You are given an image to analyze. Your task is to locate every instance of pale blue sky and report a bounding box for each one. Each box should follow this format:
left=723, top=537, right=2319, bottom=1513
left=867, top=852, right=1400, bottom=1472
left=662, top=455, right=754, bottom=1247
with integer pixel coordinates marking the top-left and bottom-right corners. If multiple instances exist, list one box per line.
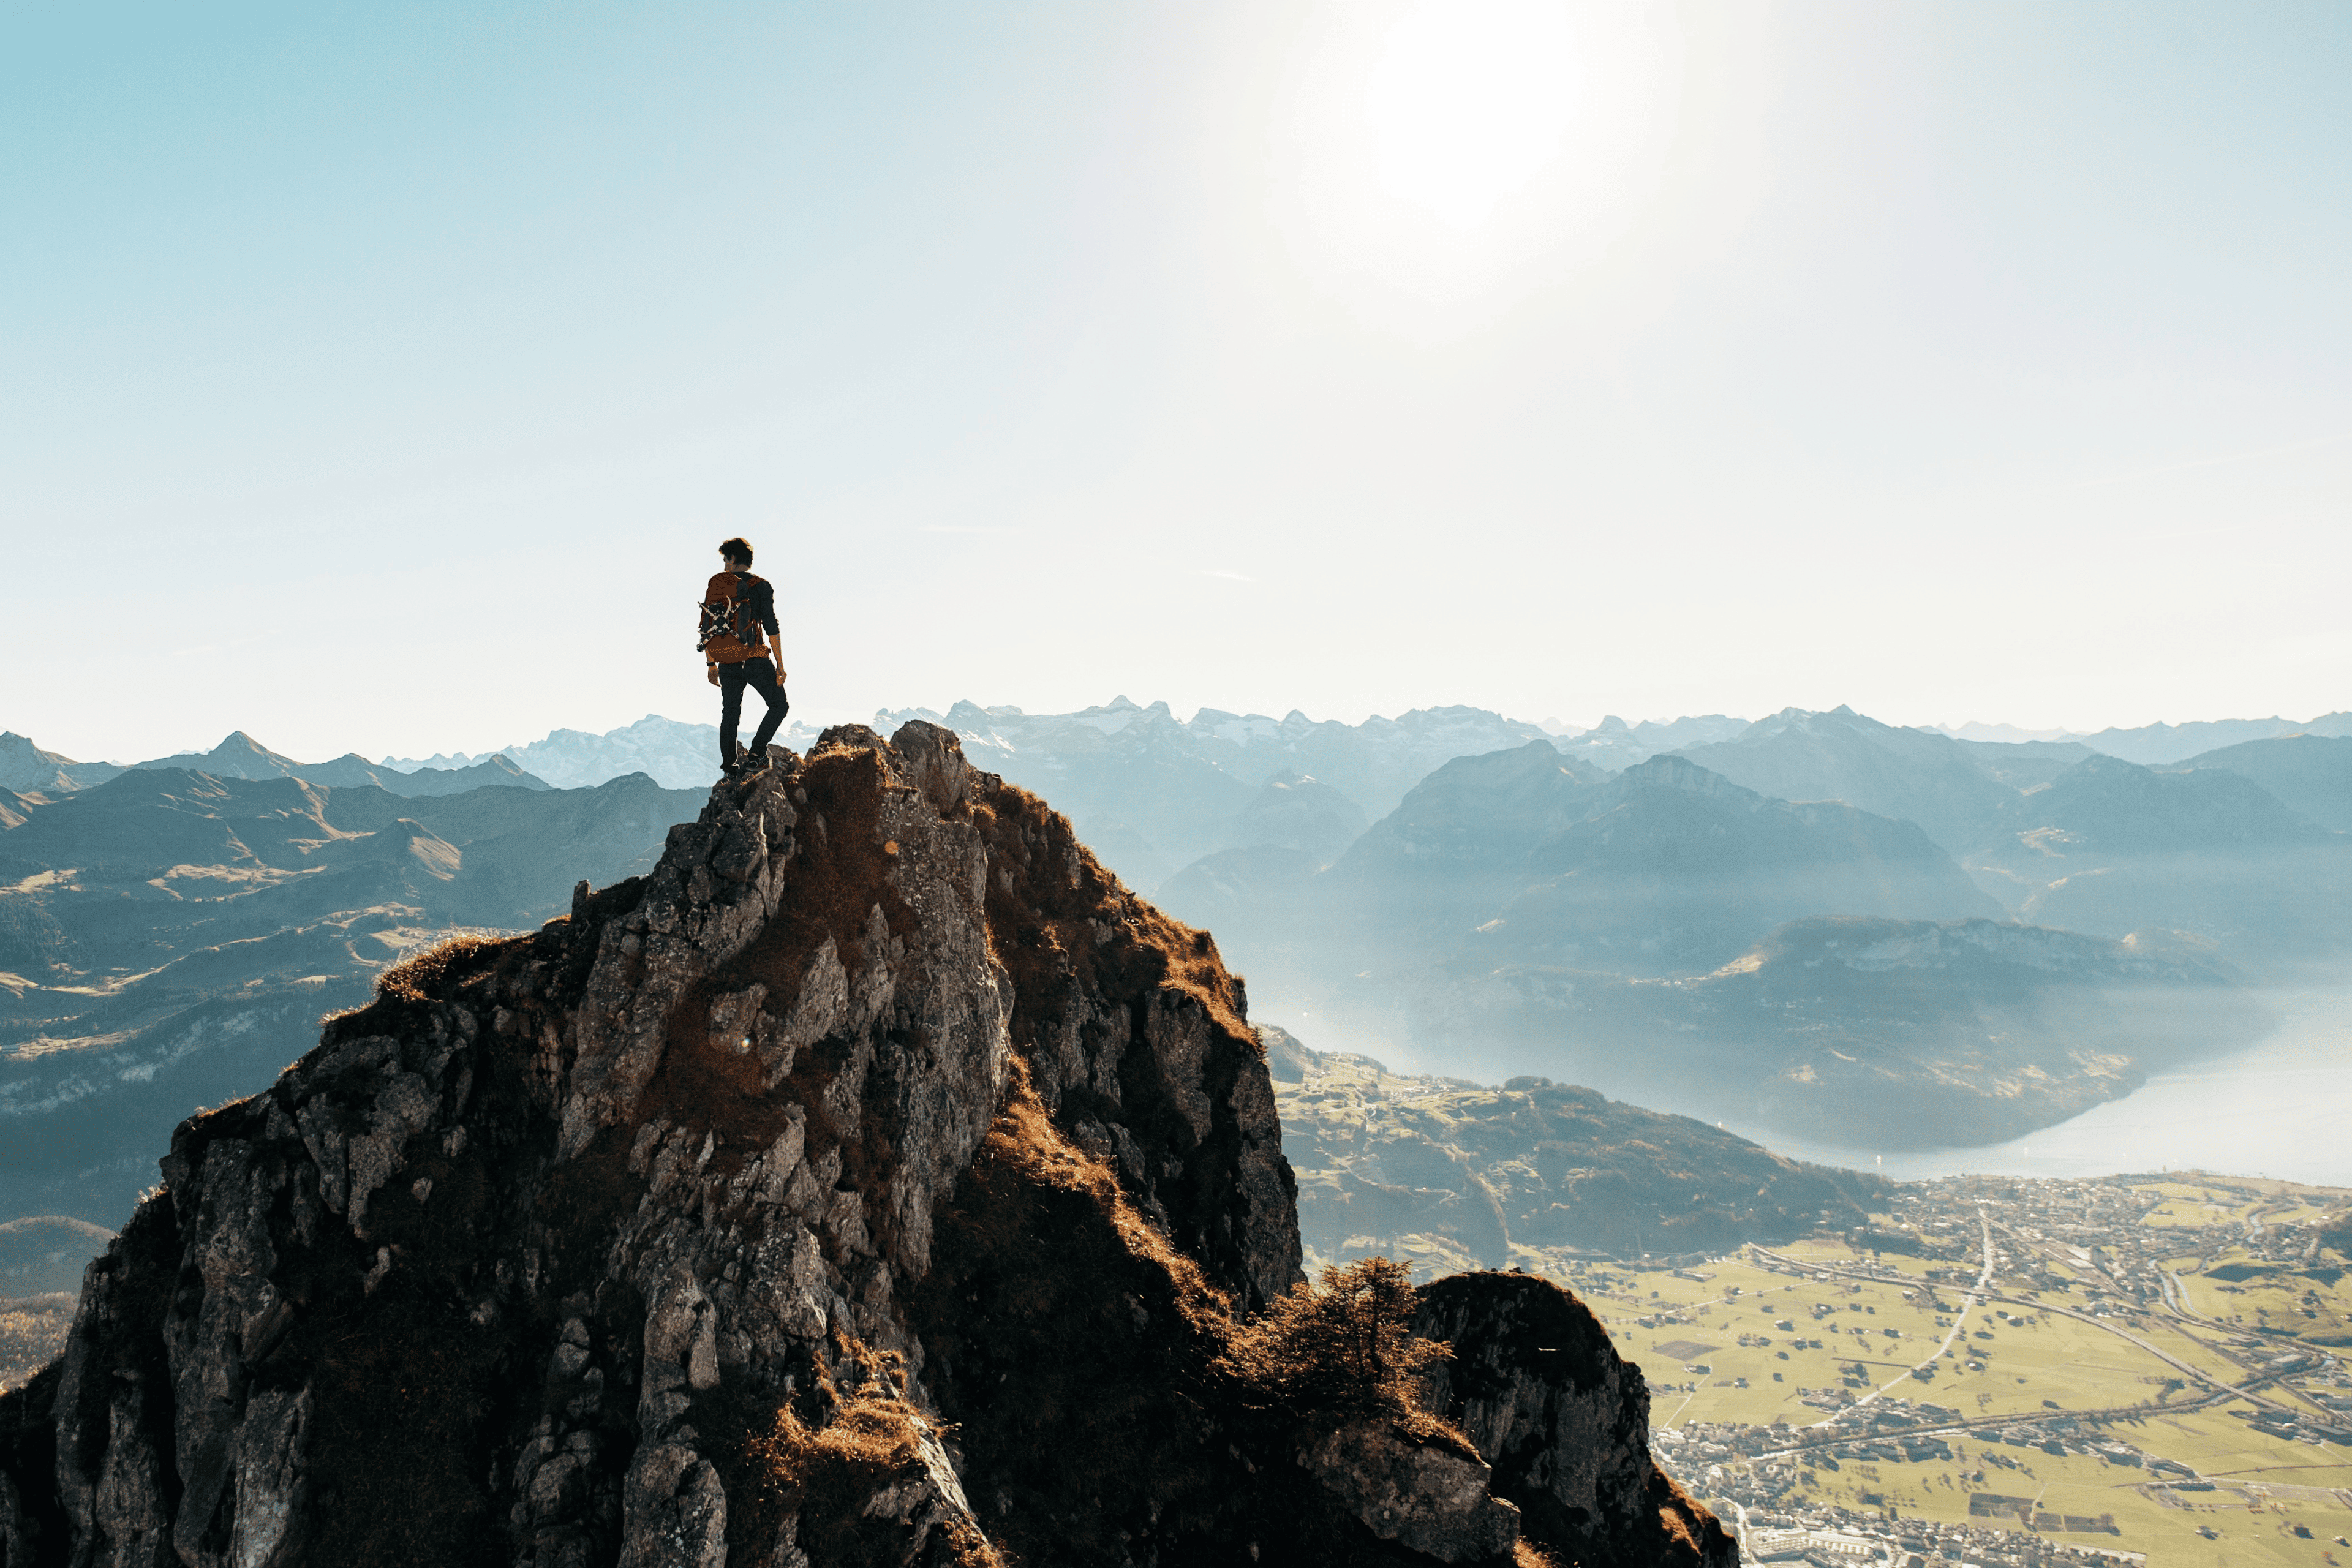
left=6, top=1, right=2348, bottom=763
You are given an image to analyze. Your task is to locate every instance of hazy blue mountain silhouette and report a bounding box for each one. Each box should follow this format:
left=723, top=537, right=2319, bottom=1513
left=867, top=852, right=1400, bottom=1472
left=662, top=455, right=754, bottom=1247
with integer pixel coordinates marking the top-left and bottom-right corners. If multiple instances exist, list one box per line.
left=1154, top=734, right=2271, bottom=1147
left=1594, top=709, right=2352, bottom=977
left=0, top=733, right=122, bottom=793
left=1969, top=753, right=2352, bottom=971
left=2066, top=710, right=2352, bottom=766
left=129, top=729, right=310, bottom=778
left=1220, top=771, right=1368, bottom=865
left=382, top=713, right=832, bottom=790
left=1992, top=752, right=2328, bottom=854
left=1948, top=737, right=2100, bottom=790
left=1316, top=739, right=1612, bottom=945
left=1291, top=744, right=1997, bottom=979
left=1669, top=706, right=2016, bottom=854
left=875, top=696, right=1563, bottom=889
left=2174, top=732, right=2352, bottom=832
left=130, top=729, right=551, bottom=796
left=0, top=766, right=701, bottom=1227
left=1481, top=753, right=2003, bottom=975
left=1543, top=712, right=1748, bottom=771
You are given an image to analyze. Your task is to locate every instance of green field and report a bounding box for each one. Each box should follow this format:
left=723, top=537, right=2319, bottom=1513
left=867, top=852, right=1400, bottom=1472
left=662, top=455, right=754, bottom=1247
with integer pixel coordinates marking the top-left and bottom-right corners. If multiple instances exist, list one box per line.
left=1540, top=1231, right=2352, bottom=1568
left=1564, top=1250, right=2226, bottom=1428
left=2171, top=1264, right=2352, bottom=1346
left=1791, top=1434, right=2351, bottom=1568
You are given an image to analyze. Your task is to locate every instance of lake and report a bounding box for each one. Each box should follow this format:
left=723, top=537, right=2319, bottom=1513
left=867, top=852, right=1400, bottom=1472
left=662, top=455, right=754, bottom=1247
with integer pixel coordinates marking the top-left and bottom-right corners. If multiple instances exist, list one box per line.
left=1734, top=987, right=2352, bottom=1186
left=1278, top=986, right=2352, bottom=1188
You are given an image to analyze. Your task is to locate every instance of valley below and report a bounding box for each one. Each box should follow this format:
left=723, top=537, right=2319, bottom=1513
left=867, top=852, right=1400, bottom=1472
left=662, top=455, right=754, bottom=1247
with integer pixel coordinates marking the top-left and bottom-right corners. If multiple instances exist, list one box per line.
left=1594, top=1174, right=2352, bottom=1568
left=4, top=706, right=2347, bottom=1567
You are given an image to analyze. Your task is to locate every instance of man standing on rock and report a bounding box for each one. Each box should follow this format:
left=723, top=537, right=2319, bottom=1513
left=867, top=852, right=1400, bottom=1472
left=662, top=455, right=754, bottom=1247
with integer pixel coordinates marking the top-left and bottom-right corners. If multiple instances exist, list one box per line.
left=699, top=537, right=789, bottom=774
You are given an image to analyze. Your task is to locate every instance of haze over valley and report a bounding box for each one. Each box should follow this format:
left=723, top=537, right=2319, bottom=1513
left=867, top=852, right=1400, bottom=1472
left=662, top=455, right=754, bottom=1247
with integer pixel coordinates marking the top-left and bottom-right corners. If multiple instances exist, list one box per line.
left=7, top=695, right=2345, bottom=1248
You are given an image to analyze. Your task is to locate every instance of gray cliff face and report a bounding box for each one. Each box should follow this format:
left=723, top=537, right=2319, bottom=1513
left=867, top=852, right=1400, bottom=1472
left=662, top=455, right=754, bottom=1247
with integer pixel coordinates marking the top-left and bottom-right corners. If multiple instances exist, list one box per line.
left=1296, top=1423, right=1520, bottom=1561
left=1417, top=1272, right=1740, bottom=1568
left=0, top=723, right=1724, bottom=1568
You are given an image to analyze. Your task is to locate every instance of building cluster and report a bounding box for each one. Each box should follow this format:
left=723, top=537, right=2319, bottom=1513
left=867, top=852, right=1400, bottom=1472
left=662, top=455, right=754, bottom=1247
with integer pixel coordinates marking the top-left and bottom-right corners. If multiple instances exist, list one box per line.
left=1656, top=1402, right=2168, bottom=1520
left=1640, top=1172, right=2352, bottom=1564
left=1886, top=1174, right=2339, bottom=1322
left=1730, top=1508, right=2148, bottom=1568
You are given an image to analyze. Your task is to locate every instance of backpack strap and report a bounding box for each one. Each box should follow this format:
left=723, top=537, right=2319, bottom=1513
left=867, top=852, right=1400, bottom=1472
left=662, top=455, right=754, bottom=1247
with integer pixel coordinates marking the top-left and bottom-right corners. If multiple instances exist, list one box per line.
left=732, top=573, right=766, bottom=654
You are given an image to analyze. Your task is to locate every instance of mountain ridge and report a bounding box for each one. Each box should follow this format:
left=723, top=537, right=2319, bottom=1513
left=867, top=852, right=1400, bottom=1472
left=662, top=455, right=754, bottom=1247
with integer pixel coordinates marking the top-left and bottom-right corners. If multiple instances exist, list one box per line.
left=2174, top=731, right=2352, bottom=832
left=124, top=731, right=554, bottom=796
left=0, top=736, right=121, bottom=796
left=1668, top=705, right=2015, bottom=854
left=0, top=766, right=706, bottom=1228
left=0, top=721, right=1732, bottom=1568
left=1268, top=1028, right=1889, bottom=1271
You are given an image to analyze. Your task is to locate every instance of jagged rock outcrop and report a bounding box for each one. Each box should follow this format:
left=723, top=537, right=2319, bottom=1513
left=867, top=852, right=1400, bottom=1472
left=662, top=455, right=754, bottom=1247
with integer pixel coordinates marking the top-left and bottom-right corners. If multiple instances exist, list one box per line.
left=1297, top=1423, right=1519, bottom=1561
left=0, top=722, right=1727, bottom=1567
left=1416, top=1273, right=1739, bottom=1568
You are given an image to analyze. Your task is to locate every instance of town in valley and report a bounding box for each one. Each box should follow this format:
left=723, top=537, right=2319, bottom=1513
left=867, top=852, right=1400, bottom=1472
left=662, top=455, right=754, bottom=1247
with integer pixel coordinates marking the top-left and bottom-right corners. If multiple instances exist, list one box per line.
left=1534, top=1174, right=2351, bottom=1568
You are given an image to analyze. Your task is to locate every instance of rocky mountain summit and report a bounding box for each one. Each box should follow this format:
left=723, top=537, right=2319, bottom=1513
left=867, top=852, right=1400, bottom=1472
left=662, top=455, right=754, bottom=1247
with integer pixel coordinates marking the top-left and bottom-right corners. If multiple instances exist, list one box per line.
left=0, top=723, right=1729, bottom=1568
left=0, top=737, right=120, bottom=797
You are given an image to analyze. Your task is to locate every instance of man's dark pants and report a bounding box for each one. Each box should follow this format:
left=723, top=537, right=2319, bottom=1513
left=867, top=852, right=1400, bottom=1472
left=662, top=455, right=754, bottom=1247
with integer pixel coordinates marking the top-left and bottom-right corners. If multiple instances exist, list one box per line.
left=718, top=658, right=789, bottom=763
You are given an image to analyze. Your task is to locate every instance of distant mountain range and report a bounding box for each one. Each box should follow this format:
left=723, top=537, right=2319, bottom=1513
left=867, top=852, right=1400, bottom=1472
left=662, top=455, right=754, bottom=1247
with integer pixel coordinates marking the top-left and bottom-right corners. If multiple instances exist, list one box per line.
left=1154, top=728, right=2279, bottom=1147
left=875, top=697, right=1563, bottom=888
left=130, top=729, right=552, bottom=795
left=1550, top=709, right=2352, bottom=771
left=4, top=728, right=552, bottom=797
left=1167, top=735, right=2008, bottom=983
left=1527, top=713, right=1750, bottom=771
left=20, top=701, right=2350, bottom=797
left=1977, top=751, right=2352, bottom=965
left=1676, top=707, right=2018, bottom=854
left=864, top=699, right=2352, bottom=911
left=2174, top=733, right=2352, bottom=832
left=0, top=734, right=122, bottom=794
left=2052, top=712, right=2352, bottom=766
left=1349, top=745, right=2003, bottom=972
left=383, top=714, right=831, bottom=790
left=7, top=696, right=2346, bottom=1188
left=1582, top=706, right=2352, bottom=978
left=0, top=764, right=703, bottom=1227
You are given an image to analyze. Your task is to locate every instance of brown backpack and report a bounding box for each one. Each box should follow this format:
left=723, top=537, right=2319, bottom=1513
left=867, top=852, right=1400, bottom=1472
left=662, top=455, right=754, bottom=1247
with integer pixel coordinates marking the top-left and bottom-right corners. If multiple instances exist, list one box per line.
left=697, top=571, right=772, bottom=663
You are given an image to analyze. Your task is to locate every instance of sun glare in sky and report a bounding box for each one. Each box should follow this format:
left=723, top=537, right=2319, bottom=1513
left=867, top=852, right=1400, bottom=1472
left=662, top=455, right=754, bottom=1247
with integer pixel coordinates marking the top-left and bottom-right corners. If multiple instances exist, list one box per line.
left=1268, top=0, right=1682, bottom=328
left=6, top=4, right=2348, bottom=757
left=1366, top=1, right=1579, bottom=230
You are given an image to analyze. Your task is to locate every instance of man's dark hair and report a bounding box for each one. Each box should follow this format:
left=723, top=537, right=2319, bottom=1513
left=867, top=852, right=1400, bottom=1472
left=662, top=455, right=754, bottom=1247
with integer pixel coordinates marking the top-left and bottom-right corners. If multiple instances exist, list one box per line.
left=719, top=537, right=754, bottom=567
